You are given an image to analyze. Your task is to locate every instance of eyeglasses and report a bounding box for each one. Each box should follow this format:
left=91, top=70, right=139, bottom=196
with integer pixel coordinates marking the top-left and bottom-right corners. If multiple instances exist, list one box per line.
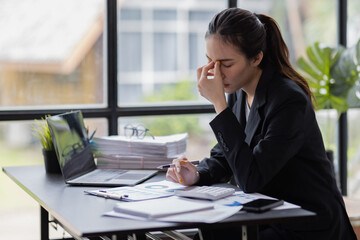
left=124, top=124, right=155, bottom=139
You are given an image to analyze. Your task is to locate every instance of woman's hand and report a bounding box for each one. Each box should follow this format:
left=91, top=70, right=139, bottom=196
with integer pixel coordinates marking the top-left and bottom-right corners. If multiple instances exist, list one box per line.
left=166, top=156, right=200, bottom=186
left=197, top=61, right=227, bottom=114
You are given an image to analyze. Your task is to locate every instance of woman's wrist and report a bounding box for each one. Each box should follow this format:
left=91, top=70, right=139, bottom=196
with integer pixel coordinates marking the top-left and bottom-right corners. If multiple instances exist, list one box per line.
left=214, top=101, right=227, bottom=115
left=193, top=171, right=200, bottom=185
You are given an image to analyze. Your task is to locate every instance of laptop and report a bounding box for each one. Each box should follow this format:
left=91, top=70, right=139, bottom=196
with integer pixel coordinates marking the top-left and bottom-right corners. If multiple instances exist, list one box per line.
left=47, top=111, right=158, bottom=186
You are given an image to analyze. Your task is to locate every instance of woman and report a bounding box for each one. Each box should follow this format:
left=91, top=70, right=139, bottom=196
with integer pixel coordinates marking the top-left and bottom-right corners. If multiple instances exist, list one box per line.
left=166, top=8, right=356, bottom=240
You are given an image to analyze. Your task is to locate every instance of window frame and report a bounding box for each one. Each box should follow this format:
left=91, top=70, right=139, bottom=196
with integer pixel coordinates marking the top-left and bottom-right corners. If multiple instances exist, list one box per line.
left=0, top=0, right=220, bottom=133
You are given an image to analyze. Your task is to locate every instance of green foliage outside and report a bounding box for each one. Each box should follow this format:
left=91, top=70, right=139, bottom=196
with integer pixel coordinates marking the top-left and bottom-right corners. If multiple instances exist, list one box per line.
left=144, top=80, right=198, bottom=102
left=141, top=80, right=203, bottom=137
left=0, top=143, right=42, bottom=211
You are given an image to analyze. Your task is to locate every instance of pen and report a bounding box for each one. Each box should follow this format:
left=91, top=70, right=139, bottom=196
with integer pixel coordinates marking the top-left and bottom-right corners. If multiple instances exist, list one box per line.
left=157, top=160, right=200, bottom=169
left=96, top=190, right=128, bottom=200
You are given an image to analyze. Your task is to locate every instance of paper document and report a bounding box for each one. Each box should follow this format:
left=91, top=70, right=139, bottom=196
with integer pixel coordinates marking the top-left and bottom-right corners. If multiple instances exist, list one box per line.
left=85, top=180, right=187, bottom=201
left=105, top=195, right=242, bottom=223
left=112, top=196, right=214, bottom=219
left=104, top=190, right=300, bottom=223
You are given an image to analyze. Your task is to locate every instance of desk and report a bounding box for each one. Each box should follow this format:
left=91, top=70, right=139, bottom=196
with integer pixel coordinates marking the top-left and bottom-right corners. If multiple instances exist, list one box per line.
left=3, top=165, right=315, bottom=240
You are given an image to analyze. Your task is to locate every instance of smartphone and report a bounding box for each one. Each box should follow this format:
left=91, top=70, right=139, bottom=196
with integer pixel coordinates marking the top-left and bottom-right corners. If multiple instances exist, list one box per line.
left=242, top=198, right=284, bottom=213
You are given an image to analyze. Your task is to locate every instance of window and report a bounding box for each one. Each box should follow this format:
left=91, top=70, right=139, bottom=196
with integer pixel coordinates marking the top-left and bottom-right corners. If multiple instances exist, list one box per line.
left=118, top=32, right=142, bottom=72
left=0, top=1, right=226, bottom=238
left=117, top=0, right=226, bottom=106
left=238, top=0, right=338, bottom=156
left=0, top=118, right=107, bottom=238
left=0, top=0, right=106, bottom=109
left=154, top=33, right=177, bottom=72
left=238, top=0, right=337, bottom=59
left=346, top=0, right=360, bottom=198
left=118, top=114, right=217, bottom=161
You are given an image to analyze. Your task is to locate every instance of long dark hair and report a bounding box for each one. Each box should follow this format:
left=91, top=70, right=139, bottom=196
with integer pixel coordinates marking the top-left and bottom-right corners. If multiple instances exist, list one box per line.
left=206, top=8, right=315, bottom=107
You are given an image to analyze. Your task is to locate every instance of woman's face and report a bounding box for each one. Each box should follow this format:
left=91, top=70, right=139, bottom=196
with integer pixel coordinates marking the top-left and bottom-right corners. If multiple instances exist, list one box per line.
left=205, top=35, right=261, bottom=94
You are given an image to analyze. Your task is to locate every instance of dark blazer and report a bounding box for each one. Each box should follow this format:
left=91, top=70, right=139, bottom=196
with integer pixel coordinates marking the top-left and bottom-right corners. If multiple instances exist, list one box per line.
left=196, top=64, right=356, bottom=239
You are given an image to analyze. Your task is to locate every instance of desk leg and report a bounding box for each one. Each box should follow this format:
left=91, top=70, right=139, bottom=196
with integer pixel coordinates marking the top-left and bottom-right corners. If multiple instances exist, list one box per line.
left=132, top=233, right=147, bottom=240
left=242, top=225, right=259, bottom=240
left=109, top=234, right=129, bottom=240
left=40, top=206, right=49, bottom=240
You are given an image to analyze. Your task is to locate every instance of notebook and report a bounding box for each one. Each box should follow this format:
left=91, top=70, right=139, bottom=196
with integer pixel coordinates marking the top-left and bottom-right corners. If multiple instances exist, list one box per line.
left=47, top=111, right=157, bottom=186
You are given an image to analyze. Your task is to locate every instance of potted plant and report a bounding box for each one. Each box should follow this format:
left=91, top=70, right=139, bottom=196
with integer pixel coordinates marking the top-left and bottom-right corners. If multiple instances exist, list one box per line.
left=298, top=38, right=360, bottom=113
left=297, top=39, right=360, bottom=171
left=32, top=115, right=61, bottom=173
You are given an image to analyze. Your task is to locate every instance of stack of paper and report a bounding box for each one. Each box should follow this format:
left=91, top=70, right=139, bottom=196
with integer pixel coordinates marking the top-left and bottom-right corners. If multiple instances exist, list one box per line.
left=92, top=133, right=188, bottom=169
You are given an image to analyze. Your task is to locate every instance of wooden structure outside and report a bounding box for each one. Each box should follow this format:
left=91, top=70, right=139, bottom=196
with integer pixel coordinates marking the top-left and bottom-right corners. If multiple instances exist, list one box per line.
left=0, top=0, right=105, bottom=107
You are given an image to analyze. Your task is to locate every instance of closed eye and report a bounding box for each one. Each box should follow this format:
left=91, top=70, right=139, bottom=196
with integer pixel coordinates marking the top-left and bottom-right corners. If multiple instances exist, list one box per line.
left=221, top=64, right=232, bottom=68
left=205, top=55, right=234, bottom=67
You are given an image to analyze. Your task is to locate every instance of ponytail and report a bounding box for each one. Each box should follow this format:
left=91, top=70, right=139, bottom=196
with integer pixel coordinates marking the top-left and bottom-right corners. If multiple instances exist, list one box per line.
left=206, top=8, right=315, bottom=107
left=256, top=14, right=315, bottom=107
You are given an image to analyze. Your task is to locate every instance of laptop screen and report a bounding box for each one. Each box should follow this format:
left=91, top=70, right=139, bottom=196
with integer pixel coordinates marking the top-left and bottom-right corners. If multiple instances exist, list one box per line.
left=47, top=111, right=96, bottom=180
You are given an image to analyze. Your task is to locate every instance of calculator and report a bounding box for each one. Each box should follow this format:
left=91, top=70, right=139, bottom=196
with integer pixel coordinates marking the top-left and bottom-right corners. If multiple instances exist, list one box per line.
left=174, top=186, right=235, bottom=200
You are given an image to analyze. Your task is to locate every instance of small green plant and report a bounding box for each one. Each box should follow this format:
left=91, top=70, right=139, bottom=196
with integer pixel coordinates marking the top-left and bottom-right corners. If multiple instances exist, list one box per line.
left=32, top=115, right=54, bottom=151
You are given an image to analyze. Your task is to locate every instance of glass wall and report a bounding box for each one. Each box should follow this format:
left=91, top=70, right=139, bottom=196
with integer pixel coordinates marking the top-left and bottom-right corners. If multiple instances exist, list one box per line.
left=237, top=0, right=337, bottom=57
left=238, top=0, right=360, bottom=197
left=0, top=0, right=106, bottom=110
left=347, top=0, right=360, bottom=198
left=237, top=0, right=341, bottom=178
left=0, top=119, right=107, bottom=239
left=116, top=0, right=340, bottom=170
left=0, top=0, right=106, bottom=238
left=117, top=0, right=227, bottom=106
left=118, top=114, right=217, bottom=161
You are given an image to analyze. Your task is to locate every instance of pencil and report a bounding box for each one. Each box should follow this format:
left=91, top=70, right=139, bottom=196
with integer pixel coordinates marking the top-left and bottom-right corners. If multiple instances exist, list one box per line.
left=157, top=160, right=200, bottom=169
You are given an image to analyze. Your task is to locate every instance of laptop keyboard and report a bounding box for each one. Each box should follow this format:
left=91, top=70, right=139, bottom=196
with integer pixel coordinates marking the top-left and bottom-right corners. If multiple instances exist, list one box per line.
left=76, top=169, right=127, bottom=182
left=114, top=173, right=152, bottom=180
